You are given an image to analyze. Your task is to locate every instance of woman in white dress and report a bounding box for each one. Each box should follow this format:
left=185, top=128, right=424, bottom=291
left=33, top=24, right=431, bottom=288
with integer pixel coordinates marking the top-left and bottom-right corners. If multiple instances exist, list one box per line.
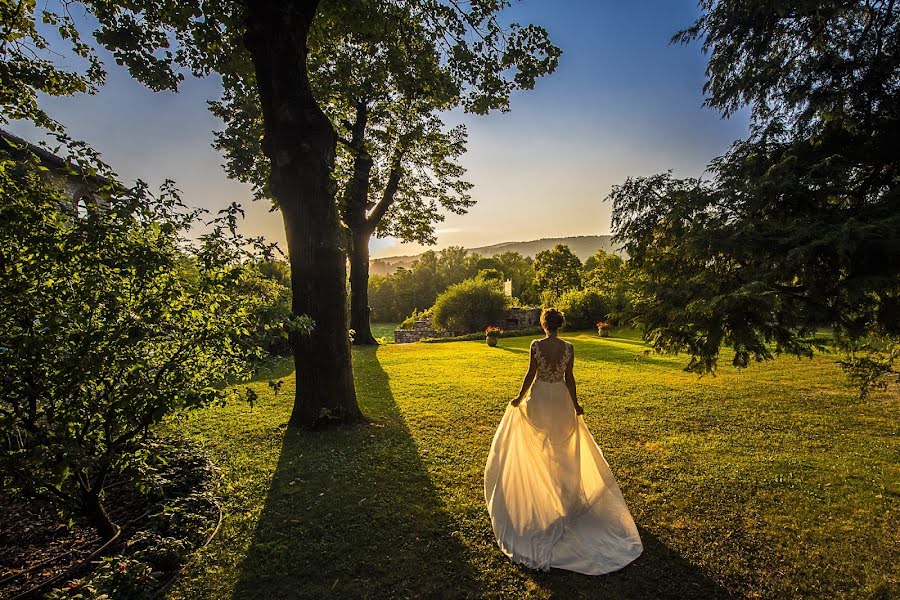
left=484, top=308, right=643, bottom=575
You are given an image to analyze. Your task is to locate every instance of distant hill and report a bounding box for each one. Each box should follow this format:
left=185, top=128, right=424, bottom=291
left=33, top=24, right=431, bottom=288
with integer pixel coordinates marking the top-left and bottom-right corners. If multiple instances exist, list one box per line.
left=370, top=235, right=620, bottom=276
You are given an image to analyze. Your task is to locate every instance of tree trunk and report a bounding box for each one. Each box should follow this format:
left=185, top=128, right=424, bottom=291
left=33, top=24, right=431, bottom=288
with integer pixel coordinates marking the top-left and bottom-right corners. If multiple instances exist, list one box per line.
left=244, top=0, right=361, bottom=427
left=349, top=226, right=377, bottom=345
left=341, top=102, right=378, bottom=346
left=81, top=487, right=116, bottom=542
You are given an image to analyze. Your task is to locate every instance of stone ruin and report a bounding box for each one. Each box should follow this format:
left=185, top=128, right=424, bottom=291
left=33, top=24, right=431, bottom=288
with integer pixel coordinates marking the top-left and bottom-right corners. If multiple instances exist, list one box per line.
left=393, top=307, right=541, bottom=343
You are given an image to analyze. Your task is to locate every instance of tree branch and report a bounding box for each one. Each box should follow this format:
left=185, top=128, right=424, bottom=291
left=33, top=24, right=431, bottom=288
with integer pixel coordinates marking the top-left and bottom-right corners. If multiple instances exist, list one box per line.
left=366, top=147, right=405, bottom=228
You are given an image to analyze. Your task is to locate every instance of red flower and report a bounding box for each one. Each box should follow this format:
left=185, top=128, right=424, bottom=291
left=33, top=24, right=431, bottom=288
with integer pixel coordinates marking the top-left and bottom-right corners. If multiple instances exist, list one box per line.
left=117, top=563, right=127, bottom=573
left=596, top=321, right=612, bottom=329
left=485, top=326, right=503, bottom=335
left=67, top=581, right=79, bottom=589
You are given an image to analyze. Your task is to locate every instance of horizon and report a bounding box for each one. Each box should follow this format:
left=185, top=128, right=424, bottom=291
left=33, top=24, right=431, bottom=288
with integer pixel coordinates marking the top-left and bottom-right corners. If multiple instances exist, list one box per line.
left=7, top=0, right=749, bottom=259
left=371, top=233, right=616, bottom=261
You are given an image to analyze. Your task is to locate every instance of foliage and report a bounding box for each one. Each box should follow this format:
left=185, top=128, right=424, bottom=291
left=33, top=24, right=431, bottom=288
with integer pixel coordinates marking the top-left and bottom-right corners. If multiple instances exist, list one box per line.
left=581, top=249, right=633, bottom=322
left=398, top=308, right=432, bottom=330
left=171, top=333, right=897, bottom=598
left=534, top=244, right=582, bottom=297
left=238, top=261, right=293, bottom=356
left=556, top=289, right=609, bottom=330
left=0, top=0, right=105, bottom=131
left=610, top=0, right=900, bottom=389
left=431, top=278, right=507, bottom=334
left=44, top=437, right=219, bottom=600
left=0, top=142, right=300, bottom=539
left=205, top=0, right=558, bottom=344
left=369, top=246, right=506, bottom=322
left=494, top=251, right=539, bottom=304
left=0, top=0, right=559, bottom=419
left=484, top=325, right=503, bottom=336
left=476, top=267, right=505, bottom=285
left=207, top=0, right=559, bottom=237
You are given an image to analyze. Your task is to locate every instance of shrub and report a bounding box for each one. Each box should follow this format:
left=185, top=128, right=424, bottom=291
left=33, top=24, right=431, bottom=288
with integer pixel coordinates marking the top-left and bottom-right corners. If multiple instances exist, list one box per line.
left=431, top=278, right=507, bottom=334
left=0, top=143, right=295, bottom=541
left=398, top=308, right=432, bottom=330
left=557, top=289, right=610, bottom=330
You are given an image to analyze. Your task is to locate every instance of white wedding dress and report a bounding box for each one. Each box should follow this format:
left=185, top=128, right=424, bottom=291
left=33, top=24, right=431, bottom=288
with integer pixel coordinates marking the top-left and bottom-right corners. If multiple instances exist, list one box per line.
left=484, top=339, right=643, bottom=575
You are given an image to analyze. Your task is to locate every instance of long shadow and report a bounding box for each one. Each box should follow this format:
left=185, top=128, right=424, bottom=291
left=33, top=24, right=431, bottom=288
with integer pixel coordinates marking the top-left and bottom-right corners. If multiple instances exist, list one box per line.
left=528, top=527, right=733, bottom=598
left=232, top=348, right=483, bottom=599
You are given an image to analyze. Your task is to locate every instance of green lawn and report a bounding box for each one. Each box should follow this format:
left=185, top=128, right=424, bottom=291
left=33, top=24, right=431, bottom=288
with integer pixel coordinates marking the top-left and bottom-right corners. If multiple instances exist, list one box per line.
left=370, top=322, right=398, bottom=344
left=169, top=330, right=898, bottom=599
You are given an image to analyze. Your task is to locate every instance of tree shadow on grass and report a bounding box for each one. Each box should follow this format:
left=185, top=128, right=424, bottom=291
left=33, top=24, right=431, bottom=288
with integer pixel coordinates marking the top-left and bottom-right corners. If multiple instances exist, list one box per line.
left=232, top=348, right=483, bottom=599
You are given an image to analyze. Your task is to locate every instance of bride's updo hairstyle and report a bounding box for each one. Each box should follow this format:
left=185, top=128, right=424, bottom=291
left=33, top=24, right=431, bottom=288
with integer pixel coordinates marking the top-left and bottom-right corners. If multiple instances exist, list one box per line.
left=540, top=308, right=565, bottom=333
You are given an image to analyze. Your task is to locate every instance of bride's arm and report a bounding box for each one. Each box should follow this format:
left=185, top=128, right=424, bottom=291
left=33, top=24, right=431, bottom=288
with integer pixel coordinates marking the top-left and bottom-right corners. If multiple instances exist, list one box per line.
left=510, top=343, right=538, bottom=406
left=565, top=346, right=584, bottom=415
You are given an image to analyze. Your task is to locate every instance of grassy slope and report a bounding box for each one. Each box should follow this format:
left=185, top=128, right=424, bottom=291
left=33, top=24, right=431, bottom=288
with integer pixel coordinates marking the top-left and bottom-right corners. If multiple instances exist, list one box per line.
left=170, top=330, right=898, bottom=599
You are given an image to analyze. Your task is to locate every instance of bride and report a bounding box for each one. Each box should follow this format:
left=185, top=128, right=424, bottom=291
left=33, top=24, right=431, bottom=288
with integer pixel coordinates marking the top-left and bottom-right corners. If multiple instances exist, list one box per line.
left=484, top=308, right=643, bottom=575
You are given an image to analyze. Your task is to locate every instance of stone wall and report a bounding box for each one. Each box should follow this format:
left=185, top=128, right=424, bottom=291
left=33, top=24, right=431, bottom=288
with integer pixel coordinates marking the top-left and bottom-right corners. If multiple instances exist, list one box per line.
left=393, top=307, right=541, bottom=344
left=393, top=319, right=451, bottom=344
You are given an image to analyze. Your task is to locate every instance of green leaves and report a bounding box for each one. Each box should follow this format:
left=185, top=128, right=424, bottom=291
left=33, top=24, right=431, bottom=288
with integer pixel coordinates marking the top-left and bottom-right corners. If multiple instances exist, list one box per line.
left=0, top=140, right=296, bottom=533
left=534, top=244, right=583, bottom=300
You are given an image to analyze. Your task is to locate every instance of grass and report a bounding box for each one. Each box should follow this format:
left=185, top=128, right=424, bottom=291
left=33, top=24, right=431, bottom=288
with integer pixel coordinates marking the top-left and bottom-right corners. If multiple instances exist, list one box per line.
left=168, top=329, right=898, bottom=599
left=370, top=322, right=398, bottom=344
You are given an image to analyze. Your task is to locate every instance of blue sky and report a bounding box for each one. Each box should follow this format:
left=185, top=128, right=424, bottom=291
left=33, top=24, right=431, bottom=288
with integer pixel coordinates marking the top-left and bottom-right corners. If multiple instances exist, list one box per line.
left=9, top=0, right=749, bottom=258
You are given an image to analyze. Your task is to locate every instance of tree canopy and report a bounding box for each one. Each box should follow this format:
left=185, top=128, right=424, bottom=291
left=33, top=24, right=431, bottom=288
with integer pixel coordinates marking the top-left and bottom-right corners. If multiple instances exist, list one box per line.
left=610, top=0, right=900, bottom=392
left=534, top=244, right=583, bottom=299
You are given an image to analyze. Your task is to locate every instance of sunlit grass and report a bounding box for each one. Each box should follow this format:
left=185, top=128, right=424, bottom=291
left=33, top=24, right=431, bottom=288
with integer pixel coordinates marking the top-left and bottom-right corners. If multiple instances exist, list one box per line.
left=168, top=329, right=898, bottom=599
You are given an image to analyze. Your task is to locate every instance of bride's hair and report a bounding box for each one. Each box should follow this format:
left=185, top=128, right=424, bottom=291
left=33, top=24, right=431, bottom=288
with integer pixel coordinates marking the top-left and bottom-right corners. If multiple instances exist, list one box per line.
left=540, top=308, right=565, bottom=332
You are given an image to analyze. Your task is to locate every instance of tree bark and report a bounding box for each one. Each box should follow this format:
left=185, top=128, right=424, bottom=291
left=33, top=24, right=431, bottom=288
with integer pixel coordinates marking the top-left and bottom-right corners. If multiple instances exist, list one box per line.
left=81, top=487, right=116, bottom=542
left=349, top=226, right=377, bottom=344
left=244, top=0, right=361, bottom=427
left=346, top=147, right=405, bottom=344
left=342, top=103, right=378, bottom=345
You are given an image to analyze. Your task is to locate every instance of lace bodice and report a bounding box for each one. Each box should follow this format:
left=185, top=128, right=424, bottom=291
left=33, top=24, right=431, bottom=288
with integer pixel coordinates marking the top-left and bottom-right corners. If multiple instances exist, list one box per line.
left=532, top=339, right=571, bottom=383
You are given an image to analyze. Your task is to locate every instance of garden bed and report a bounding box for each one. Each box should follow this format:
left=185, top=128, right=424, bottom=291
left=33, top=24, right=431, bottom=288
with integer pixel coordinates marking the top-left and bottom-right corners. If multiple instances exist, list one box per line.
left=0, top=437, right=220, bottom=600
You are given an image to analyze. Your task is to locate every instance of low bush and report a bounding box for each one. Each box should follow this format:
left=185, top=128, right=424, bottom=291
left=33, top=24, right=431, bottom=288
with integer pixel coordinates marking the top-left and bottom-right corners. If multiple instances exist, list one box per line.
left=431, top=278, right=507, bottom=334
left=557, top=289, right=610, bottom=329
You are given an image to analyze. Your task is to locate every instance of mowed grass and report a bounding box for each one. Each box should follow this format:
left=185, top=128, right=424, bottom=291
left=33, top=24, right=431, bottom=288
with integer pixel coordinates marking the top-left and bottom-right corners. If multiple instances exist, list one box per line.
left=369, top=322, right=398, bottom=344
left=168, top=329, right=899, bottom=599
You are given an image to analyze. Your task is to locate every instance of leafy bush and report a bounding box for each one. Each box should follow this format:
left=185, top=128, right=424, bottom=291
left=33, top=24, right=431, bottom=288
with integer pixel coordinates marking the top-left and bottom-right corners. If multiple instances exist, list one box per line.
left=398, top=308, right=431, bottom=330
left=431, top=278, right=507, bottom=334
left=557, top=289, right=610, bottom=329
left=0, top=143, right=299, bottom=541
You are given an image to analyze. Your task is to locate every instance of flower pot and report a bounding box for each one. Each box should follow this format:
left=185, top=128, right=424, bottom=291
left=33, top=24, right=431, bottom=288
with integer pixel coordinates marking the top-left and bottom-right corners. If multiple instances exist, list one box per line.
left=486, top=335, right=498, bottom=347
left=598, top=328, right=609, bottom=338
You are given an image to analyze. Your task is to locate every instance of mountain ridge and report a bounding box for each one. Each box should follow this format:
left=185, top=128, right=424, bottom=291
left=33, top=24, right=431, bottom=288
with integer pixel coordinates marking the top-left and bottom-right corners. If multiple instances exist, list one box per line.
left=370, top=235, right=620, bottom=276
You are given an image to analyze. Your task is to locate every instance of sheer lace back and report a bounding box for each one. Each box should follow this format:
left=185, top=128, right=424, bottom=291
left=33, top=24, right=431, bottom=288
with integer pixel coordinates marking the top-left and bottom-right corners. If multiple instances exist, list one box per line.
left=532, top=339, right=571, bottom=383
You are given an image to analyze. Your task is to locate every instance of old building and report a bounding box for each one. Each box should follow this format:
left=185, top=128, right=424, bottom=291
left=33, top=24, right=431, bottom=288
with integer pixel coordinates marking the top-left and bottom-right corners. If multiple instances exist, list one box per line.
left=1, top=129, right=111, bottom=213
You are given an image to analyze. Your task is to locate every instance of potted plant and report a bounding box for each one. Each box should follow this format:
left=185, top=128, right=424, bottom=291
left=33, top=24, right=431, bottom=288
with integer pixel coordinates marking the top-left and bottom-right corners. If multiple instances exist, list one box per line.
left=596, top=320, right=612, bottom=338
left=485, top=325, right=503, bottom=346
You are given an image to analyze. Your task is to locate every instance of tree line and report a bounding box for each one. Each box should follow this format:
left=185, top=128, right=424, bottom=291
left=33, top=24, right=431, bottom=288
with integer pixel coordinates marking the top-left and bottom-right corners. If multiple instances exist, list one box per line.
left=370, top=243, right=633, bottom=331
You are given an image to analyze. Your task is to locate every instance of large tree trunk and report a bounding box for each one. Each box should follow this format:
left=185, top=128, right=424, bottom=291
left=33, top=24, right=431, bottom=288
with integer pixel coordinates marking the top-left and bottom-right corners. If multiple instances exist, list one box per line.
left=244, top=0, right=361, bottom=427
left=349, top=226, right=377, bottom=345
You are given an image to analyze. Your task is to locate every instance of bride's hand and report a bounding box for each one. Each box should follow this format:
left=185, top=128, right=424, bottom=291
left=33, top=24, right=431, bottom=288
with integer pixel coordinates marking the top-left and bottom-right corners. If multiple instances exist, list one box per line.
left=510, top=397, right=522, bottom=407
left=575, top=404, right=584, bottom=416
